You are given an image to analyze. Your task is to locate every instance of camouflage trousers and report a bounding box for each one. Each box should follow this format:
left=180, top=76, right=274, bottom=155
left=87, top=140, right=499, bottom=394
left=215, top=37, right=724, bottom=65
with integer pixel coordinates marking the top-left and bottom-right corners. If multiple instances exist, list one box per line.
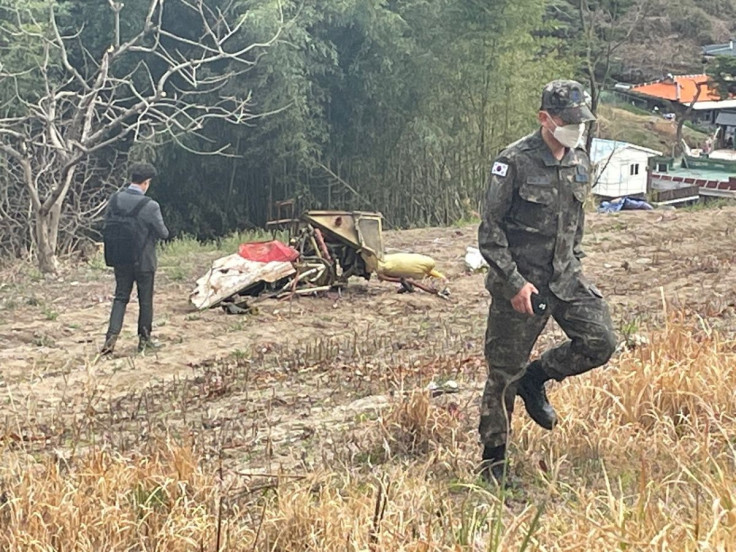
left=479, top=278, right=617, bottom=448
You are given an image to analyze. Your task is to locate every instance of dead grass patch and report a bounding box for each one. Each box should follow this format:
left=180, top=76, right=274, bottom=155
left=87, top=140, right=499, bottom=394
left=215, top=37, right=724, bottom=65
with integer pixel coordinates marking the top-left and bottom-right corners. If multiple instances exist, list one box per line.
left=379, top=391, right=467, bottom=457
left=2, top=312, right=736, bottom=550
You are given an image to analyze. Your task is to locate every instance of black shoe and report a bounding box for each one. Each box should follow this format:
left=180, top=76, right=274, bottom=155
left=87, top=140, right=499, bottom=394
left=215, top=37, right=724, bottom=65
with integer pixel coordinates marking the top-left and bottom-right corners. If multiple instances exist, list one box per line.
left=101, top=335, right=117, bottom=356
left=397, top=279, right=415, bottom=294
left=479, top=444, right=510, bottom=487
left=517, top=361, right=557, bottom=430
left=138, top=337, right=162, bottom=354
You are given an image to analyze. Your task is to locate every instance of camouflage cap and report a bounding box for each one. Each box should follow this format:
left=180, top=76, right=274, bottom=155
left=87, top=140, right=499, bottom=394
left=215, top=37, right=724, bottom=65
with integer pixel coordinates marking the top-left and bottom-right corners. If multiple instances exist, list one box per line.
left=540, top=80, right=595, bottom=124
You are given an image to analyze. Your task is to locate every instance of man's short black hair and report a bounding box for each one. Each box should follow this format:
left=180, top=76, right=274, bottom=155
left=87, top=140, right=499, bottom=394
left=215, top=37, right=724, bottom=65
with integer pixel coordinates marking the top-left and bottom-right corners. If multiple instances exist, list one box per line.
left=129, top=162, right=157, bottom=184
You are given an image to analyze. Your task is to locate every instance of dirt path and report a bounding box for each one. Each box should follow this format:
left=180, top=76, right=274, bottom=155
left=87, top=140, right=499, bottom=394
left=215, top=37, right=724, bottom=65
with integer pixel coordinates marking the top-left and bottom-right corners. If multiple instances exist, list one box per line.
left=1, top=207, right=735, bottom=469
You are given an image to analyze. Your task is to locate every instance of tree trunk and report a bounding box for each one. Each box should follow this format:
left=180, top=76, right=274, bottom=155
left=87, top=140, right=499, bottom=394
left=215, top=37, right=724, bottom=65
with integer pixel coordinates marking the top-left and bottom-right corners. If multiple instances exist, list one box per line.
left=675, top=83, right=705, bottom=156
left=585, top=77, right=599, bottom=153
left=35, top=202, right=62, bottom=274
left=675, top=115, right=686, bottom=155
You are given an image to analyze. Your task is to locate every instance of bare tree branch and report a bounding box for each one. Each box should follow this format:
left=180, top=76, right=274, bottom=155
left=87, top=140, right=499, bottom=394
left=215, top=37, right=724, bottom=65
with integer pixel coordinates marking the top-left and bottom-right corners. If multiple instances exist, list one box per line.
left=577, top=0, right=652, bottom=150
left=0, top=0, right=284, bottom=272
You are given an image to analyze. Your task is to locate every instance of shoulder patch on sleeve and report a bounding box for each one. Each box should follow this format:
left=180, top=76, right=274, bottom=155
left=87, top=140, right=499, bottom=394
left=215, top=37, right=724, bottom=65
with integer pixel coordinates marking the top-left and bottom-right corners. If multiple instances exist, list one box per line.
left=491, top=161, right=509, bottom=177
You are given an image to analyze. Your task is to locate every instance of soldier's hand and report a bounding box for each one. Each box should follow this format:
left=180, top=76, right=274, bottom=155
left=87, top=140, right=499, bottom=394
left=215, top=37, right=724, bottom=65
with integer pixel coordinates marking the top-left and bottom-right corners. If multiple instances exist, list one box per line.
left=511, top=282, right=539, bottom=316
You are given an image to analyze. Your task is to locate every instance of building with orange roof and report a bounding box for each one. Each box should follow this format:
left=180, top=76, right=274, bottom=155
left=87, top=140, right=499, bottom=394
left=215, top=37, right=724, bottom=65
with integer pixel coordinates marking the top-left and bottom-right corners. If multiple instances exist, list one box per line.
left=610, top=73, right=736, bottom=201
left=616, top=74, right=736, bottom=140
left=630, top=74, right=721, bottom=104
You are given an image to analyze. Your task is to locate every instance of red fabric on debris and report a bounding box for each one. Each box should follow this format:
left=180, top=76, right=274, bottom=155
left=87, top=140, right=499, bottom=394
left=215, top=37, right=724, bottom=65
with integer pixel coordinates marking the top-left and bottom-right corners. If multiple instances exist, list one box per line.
left=238, top=240, right=299, bottom=263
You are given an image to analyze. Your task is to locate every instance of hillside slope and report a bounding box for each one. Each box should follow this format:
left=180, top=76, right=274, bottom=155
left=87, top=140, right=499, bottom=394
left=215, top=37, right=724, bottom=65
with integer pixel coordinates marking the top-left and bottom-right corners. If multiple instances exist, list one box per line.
left=614, top=0, right=736, bottom=80
left=1, top=207, right=735, bottom=549
left=596, top=104, right=709, bottom=154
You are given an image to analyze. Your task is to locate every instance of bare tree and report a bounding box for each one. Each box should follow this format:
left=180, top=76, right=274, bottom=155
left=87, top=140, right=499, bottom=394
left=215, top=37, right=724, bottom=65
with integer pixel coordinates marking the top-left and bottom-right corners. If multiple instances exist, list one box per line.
left=0, top=0, right=283, bottom=273
left=576, top=0, right=650, bottom=150
left=675, top=80, right=706, bottom=154
left=0, top=153, right=120, bottom=261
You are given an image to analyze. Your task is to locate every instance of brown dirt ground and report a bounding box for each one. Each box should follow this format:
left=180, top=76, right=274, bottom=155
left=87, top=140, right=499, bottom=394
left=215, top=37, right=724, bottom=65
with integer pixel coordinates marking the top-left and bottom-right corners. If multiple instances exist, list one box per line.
left=1, top=207, right=735, bottom=472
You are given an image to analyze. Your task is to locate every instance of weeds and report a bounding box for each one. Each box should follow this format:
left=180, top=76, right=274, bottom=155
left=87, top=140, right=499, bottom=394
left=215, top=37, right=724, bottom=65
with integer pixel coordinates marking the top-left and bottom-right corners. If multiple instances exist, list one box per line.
left=162, top=265, right=188, bottom=281
left=618, top=315, right=642, bottom=346
left=683, top=197, right=736, bottom=212
left=86, top=250, right=108, bottom=271
left=2, top=310, right=736, bottom=550
left=31, top=334, right=55, bottom=347
left=159, top=229, right=288, bottom=263
left=41, top=305, right=58, bottom=321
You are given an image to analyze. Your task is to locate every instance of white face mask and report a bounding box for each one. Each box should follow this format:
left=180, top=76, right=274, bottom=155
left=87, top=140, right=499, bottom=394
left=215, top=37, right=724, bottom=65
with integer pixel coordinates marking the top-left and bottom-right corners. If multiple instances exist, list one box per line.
left=548, top=119, right=585, bottom=148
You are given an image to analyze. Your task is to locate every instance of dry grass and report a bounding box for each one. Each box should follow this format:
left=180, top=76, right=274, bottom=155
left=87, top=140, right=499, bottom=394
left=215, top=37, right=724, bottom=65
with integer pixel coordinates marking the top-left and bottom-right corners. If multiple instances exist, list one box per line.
left=379, top=391, right=467, bottom=456
left=1, top=312, right=736, bottom=550
left=597, top=104, right=709, bottom=154
left=0, top=443, right=224, bottom=551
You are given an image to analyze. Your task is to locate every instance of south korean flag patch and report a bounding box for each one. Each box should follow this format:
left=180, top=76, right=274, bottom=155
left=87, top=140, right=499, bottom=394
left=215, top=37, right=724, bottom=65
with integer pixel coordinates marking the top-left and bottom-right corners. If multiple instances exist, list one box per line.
left=491, top=161, right=509, bottom=177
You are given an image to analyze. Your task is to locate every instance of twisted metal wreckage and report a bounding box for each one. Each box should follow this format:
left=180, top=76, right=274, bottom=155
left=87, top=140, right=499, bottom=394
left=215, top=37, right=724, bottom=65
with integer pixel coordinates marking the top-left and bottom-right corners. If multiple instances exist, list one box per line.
left=190, top=211, right=449, bottom=313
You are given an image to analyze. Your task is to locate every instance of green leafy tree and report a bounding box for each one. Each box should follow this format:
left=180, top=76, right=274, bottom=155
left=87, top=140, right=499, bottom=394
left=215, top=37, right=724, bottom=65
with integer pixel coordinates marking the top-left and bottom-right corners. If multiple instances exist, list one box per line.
left=3, top=0, right=574, bottom=252
left=148, top=0, right=571, bottom=235
left=707, top=56, right=736, bottom=99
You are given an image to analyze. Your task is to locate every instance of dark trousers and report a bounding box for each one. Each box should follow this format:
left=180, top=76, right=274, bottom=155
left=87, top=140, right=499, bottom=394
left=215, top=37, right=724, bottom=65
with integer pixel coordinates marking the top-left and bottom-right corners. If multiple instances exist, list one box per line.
left=479, top=278, right=617, bottom=448
left=106, top=266, right=155, bottom=339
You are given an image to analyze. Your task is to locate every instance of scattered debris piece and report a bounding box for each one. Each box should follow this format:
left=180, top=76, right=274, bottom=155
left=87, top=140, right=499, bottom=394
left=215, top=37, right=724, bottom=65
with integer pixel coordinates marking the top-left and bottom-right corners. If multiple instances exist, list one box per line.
left=190, top=211, right=450, bottom=312
left=189, top=254, right=295, bottom=310
left=426, top=379, right=459, bottom=397
left=464, top=246, right=489, bottom=273
left=614, top=332, right=651, bottom=356
left=597, top=197, right=654, bottom=213
left=626, top=333, right=650, bottom=349
left=377, top=253, right=445, bottom=280
left=238, top=240, right=299, bottom=263
left=375, top=252, right=447, bottom=296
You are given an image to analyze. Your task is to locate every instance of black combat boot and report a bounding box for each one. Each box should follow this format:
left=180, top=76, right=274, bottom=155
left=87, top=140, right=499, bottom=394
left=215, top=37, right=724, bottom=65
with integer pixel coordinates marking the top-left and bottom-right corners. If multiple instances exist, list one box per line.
left=517, top=360, right=557, bottom=430
left=101, top=334, right=117, bottom=356
left=479, top=444, right=509, bottom=486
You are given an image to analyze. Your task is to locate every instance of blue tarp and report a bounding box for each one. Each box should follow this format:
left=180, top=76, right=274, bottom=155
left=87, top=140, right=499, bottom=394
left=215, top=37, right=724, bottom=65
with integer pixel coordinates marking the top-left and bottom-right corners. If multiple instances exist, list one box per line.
left=597, top=197, right=654, bottom=213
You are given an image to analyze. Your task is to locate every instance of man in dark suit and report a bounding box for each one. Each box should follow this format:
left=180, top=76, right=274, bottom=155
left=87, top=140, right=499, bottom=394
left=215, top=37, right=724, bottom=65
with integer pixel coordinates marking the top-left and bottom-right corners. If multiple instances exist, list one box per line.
left=101, top=163, right=169, bottom=355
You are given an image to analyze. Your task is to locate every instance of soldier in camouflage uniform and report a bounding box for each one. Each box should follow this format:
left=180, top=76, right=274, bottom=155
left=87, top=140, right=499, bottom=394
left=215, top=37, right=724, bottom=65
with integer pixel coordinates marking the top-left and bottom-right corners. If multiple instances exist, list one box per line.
left=477, top=80, right=617, bottom=484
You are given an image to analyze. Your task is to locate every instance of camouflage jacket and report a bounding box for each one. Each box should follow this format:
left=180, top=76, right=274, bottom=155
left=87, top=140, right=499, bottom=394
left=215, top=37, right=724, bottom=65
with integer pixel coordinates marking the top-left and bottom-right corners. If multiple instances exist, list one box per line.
left=478, top=129, right=591, bottom=301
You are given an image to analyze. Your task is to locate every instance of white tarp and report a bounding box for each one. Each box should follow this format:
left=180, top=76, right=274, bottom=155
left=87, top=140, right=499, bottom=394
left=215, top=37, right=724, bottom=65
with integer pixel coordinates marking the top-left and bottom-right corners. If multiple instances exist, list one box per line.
left=189, top=254, right=295, bottom=310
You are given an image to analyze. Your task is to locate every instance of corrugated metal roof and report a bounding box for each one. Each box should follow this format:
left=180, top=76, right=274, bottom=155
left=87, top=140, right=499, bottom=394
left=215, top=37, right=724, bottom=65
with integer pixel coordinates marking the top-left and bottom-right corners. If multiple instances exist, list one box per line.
left=715, top=112, right=736, bottom=126
left=703, top=40, right=736, bottom=57
left=590, top=138, right=662, bottom=163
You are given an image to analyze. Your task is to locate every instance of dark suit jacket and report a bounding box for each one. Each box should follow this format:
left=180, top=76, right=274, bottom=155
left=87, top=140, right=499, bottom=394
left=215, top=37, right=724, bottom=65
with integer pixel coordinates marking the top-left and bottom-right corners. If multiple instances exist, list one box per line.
left=105, top=188, right=169, bottom=271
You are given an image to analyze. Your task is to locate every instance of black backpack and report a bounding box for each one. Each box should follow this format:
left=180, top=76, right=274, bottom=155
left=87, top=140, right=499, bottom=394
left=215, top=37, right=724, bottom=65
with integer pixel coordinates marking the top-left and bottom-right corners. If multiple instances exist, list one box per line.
left=103, top=194, right=152, bottom=267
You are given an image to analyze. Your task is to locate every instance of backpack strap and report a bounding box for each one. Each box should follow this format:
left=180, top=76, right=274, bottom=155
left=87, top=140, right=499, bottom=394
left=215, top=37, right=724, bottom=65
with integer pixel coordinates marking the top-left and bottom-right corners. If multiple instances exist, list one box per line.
left=109, top=192, right=121, bottom=215
left=130, top=196, right=153, bottom=251
left=109, top=192, right=150, bottom=217
left=126, top=196, right=152, bottom=218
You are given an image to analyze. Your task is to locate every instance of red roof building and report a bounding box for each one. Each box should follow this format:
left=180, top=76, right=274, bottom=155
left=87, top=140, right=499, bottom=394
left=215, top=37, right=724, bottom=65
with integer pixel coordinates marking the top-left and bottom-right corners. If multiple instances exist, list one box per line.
left=630, top=74, right=721, bottom=104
